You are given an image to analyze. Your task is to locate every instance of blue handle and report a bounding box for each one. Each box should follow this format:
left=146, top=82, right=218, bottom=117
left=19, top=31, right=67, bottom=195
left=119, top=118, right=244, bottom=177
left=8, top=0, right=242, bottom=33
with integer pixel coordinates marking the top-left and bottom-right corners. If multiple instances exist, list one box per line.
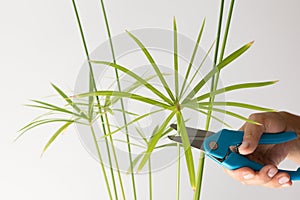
left=203, top=129, right=300, bottom=181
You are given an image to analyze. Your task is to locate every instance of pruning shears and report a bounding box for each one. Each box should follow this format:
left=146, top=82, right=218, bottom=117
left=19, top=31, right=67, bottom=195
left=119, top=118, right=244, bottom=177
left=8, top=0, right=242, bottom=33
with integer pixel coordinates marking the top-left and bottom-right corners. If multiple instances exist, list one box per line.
left=168, top=124, right=300, bottom=181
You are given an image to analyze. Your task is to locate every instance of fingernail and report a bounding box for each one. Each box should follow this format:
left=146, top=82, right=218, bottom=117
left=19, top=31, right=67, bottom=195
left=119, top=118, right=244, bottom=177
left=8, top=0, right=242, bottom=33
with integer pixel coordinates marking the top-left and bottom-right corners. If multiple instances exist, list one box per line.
left=278, top=177, right=289, bottom=185
left=243, top=173, right=254, bottom=180
left=240, top=141, right=250, bottom=149
left=267, top=168, right=278, bottom=178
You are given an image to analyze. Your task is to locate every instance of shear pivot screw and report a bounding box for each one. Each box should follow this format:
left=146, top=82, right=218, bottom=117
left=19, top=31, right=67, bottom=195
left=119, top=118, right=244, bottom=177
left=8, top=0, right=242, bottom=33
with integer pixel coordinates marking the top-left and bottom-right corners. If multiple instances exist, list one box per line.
left=209, top=141, right=218, bottom=150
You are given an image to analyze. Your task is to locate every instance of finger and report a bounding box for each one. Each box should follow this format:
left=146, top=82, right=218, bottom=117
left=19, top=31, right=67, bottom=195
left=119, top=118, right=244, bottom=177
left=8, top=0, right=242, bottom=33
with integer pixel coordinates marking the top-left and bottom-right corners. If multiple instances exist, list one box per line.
left=264, top=172, right=292, bottom=188
left=239, top=113, right=266, bottom=155
left=224, top=167, right=255, bottom=183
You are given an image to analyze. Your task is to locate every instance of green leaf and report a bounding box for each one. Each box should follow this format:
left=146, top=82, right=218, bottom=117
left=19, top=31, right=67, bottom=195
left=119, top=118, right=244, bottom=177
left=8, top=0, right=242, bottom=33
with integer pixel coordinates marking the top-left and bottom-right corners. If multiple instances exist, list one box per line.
left=184, top=105, right=232, bottom=128
left=75, top=90, right=171, bottom=110
left=137, top=111, right=176, bottom=172
left=197, top=101, right=276, bottom=112
left=41, top=121, right=74, bottom=155
left=183, top=41, right=254, bottom=102
left=104, top=109, right=165, bottom=138
left=195, top=80, right=277, bottom=101
left=173, top=17, right=179, bottom=99
left=26, top=100, right=85, bottom=119
left=16, top=118, right=78, bottom=142
left=126, top=31, right=176, bottom=101
left=198, top=106, right=261, bottom=125
left=91, top=61, right=173, bottom=105
left=176, top=112, right=195, bottom=189
left=127, top=153, right=145, bottom=174
left=179, top=18, right=206, bottom=99
left=51, top=83, right=87, bottom=119
left=180, top=41, right=215, bottom=99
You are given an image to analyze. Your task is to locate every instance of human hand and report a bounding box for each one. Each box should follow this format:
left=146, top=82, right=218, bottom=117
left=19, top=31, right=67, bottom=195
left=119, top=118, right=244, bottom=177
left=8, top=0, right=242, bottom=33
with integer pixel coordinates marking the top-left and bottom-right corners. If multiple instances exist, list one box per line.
left=224, top=112, right=300, bottom=188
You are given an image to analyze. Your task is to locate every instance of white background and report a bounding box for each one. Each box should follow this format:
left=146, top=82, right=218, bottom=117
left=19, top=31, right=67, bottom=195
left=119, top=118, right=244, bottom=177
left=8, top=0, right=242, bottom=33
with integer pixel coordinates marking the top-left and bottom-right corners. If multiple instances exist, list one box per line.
left=1, top=0, right=300, bottom=199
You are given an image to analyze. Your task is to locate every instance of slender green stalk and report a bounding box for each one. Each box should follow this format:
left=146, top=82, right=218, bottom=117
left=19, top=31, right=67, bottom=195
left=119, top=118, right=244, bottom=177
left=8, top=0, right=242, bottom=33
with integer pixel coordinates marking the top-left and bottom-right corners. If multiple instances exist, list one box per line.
left=193, top=153, right=205, bottom=200
left=176, top=144, right=181, bottom=200
left=149, top=158, right=153, bottom=200
left=104, top=112, right=126, bottom=199
left=205, top=0, right=225, bottom=130
left=72, top=1, right=118, bottom=199
left=99, top=0, right=137, bottom=199
left=89, top=123, right=113, bottom=200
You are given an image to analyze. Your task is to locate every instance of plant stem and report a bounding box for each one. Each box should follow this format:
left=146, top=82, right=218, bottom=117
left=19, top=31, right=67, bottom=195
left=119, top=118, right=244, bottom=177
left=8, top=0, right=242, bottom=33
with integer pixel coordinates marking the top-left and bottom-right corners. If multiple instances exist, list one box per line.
left=176, top=144, right=181, bottom=200
left=205, top=0, right=225, bottom=130
left=193, top=152, right=205, bottom=200
left=72, top=1, right=118, bottom=199
left=213, top=0, right=235, bottom=89
left=99, top=0, right=137, bottom=199
left=148, top=158, right=153, bottom=200
left=104, top=112, right=126, bottom=199
left=89, top=123, right=113, bottom=200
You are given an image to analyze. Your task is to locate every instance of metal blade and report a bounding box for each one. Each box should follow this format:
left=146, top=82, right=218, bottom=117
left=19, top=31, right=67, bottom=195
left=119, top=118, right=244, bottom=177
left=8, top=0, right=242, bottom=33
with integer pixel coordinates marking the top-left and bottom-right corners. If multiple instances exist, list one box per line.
left=170, top=124, right=215, bottom=138
left=168, top=135, right=205, bottom=150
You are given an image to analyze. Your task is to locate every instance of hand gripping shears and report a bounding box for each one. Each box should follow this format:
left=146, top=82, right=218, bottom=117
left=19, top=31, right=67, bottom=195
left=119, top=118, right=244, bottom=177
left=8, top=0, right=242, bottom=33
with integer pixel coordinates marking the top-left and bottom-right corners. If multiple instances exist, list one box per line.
left=168, top=124, right=300, bottom=181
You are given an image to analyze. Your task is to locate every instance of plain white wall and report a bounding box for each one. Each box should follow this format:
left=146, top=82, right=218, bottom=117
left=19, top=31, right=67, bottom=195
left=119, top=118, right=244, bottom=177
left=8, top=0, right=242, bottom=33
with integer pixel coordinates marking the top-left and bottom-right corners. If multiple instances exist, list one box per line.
left=1, top=0, right=300, bottom=199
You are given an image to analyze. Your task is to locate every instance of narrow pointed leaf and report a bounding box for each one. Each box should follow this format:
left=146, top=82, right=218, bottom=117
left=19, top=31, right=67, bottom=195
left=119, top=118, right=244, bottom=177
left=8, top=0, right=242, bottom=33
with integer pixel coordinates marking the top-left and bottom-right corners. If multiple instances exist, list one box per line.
left=184, top=41, right=254, bottom=102
left=195, top=80, right=277, bottom=101
left=173, top=17, right=179, bottom=98
left=180, top=18, right=206, bottom=98
left=75, top=90, right=171, bottom=110
left=41, top=121, right=74, bottom=155
left=137, top=112, right=176, bottom=172
left=176, top=112, right=195, bottom=188
left=126, top=31, right=176, bottom=101
left=91, top=61, right=173, bottom=105
left=197, top=101, right=275, bottom=112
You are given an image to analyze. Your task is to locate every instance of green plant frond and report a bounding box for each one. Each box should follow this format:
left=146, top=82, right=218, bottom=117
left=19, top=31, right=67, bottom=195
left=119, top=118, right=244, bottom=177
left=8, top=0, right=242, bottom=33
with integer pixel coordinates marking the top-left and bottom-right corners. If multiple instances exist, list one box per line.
left=51, top=83, right=88, bottom=119
left=16, top=118, right=79, bottom=142
left=126, top=31, right=176, bottom=102
left=197, top=101, right=276, bottom=112
left=127, top=153, right=145, bottom=174
left=110, top=139, right=146, bottom=149
left=183, top=41, right=254, bottom=102
left=173, top=17, right=179, bottom=99
left=90, top=61, right=173, bottom=105
left=181, top=40, right=215, bottom=99
left=110, top=73, right=167, bottom=105
left=198, top=105, right=261, bottom=125
left=180, top=18, right=206, bottom=99
left=41, top=120, right=74, bottom=156
left=109, top=109, right=139, bottom=116
left=195, top=80, right=278, bottom=101
left=184, top=104, right=232, bottom=128
left=137, top=111, right=176, bottom=172
left=135, top=127, right=149, bottom=145
left=154, top=143, right=181, bottom=149
left=102, top=109, right=165, bottom=138
left=27, top=100, right=86, bottom=119
left=75, top=90, right=172, bottom=110
left=176, top=112, right=196, bottom=189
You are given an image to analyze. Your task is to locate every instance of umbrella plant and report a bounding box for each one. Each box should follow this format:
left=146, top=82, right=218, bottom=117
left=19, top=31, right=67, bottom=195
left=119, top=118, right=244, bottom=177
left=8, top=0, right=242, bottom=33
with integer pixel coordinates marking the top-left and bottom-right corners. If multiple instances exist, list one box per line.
left=19, top=0, right=277, bottom=199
